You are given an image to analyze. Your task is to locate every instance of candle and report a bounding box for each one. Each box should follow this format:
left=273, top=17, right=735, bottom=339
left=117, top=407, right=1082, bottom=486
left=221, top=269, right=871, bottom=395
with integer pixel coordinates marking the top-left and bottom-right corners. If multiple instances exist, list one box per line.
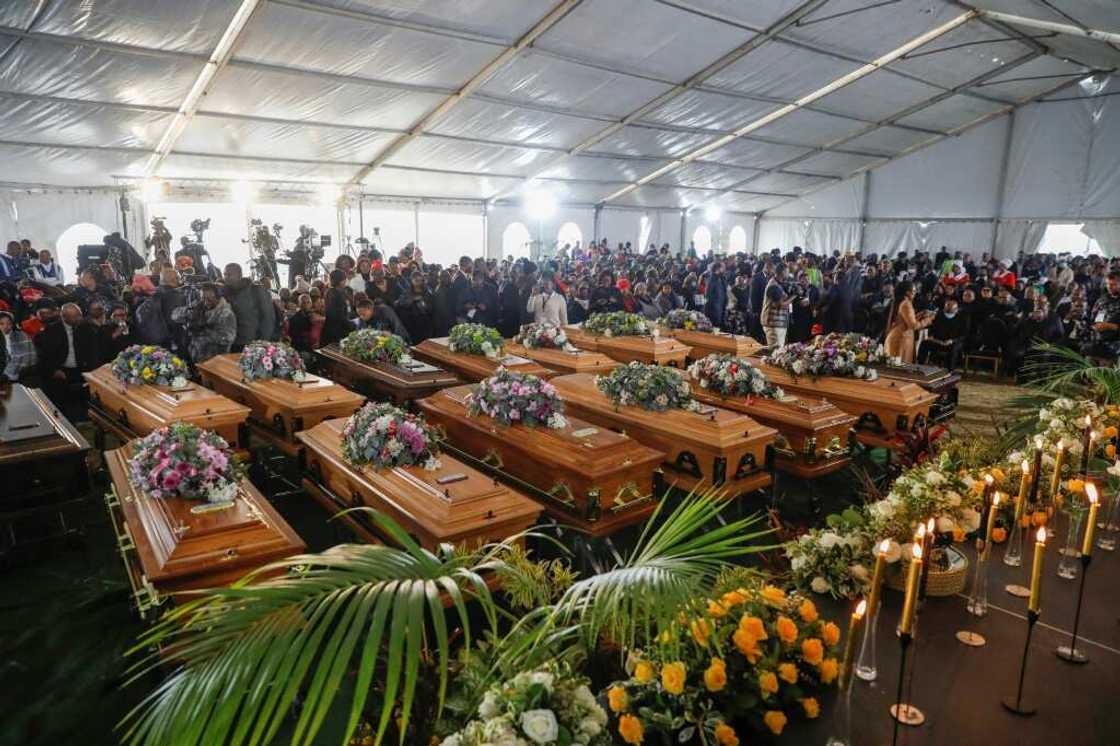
left=840, top=599, right=867, bottom=689
left=1083, top=483, right=1100, bottom=556
left=918, top=517, right=935, bottom=599
left=1028, top=436, right=1043, bottom=505
left=983, top=473, right=995, bottom=501
left=1028, top=528, right=1047, bottom=614
left=1080, top=415, right=1093, bottom=477
left=867, top=539, right=889, bottom=615
left=1016, top=459, right=1030, bottom=522
left=899, top=543, right=923, bottom=634
left=983, top=493, right=1002, bottom=559
left=1050, top=442, right=1065, bottom=501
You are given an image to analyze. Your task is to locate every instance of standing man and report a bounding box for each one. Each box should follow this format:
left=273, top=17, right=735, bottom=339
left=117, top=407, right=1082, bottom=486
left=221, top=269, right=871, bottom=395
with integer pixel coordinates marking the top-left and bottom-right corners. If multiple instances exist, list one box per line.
left=526, top=271, right=568, bottom=327
left=188, top=284, right=237, bottom=363
left=224, top=263, right=275, bottom=350
left=761, top=264, right=793, bottom=348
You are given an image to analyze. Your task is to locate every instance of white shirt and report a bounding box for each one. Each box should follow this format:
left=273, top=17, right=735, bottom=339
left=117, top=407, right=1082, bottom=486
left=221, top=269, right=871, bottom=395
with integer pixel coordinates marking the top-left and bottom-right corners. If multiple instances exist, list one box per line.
left=63, top=323, right=77, bottom=369
left=31, top=261, right=64, bottom=286
left=526, top=291, right=568, bottom=327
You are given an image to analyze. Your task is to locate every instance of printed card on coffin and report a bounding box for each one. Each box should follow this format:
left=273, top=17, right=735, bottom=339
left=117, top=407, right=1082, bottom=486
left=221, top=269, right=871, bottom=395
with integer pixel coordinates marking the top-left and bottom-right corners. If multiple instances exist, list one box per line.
left=196, top=354, right=365, bottom=454
left=745, top=358, right=938, bottom=441
left=314, top=344, right=460, bottom=405
left=872, top=361, right=959, bottom=424
left=416, top=385, right=664, bottom=536
left=550, top=374, right=776, bottom=494
left=85, top=364, right=251, bottom=448
left=411, top=337, right=554, bottom=382
left=103, top=444, right=304, bottom=617
left=297, top=418, right=541, bottom=550
left=668, top=329, right=762, bottom=361
left=689, top=382, right=856, bottom=479
left=504, top=341, right=619, bottom=376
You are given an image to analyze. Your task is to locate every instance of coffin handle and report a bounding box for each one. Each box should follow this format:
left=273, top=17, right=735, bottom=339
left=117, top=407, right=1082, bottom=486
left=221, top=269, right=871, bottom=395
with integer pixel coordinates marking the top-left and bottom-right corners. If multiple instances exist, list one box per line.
left=820, top=436, right=848, bottom=460
left=613, top=481, right=643, bottom=507
left=117, top=408, right=129, bottom=426
left=546, top=481, right=576, bottom=509
left=770, top=435, right=797, bottom=460
left=482, top=448, right=505, bottom=470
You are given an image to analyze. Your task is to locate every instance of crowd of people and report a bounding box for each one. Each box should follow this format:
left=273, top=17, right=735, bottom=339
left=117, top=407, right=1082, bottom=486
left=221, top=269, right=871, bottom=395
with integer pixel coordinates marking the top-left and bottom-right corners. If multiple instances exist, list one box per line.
left=2, top=233, right=1119, bottom=420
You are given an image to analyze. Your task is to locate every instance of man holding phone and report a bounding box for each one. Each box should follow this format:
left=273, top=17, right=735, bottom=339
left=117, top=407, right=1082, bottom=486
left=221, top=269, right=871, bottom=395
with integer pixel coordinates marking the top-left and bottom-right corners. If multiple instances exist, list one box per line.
left=526, top=271, right=567, bottom=327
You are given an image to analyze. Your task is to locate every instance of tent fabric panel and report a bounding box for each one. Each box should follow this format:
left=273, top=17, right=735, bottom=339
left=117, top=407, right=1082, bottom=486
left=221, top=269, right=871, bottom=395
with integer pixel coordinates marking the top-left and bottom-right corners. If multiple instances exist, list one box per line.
left=32, top=0, right=239, bottom=55
left=751, top=108, right=868, bottom=147
left=887, top=21, right=1033, bottom=89
left=764, top=174, right=865, bottom=218
left=811, top=70, right=944, bottom=122
left=611, top=186, right=713, bottom=209
left=235, top=2, right=499, bottom=90
left=538, top=155, right=670, bottom=183
left=863, top=220, right=995, bottom=256
left=0, top=97, right=173, bottom=151
left=653, top=162, right=763, bottom=190
left=0, top=143, right=148, bottom=187
left=586, top=126, right=714, bottom=159
left=535, top=0, right=754, bottom=83
left=970, top=56, right=1089, bottom=103
left=794, top=150, right=886, bottom=177
left=477, top=50, right=673, bottom=118
left=706, top=41, right=863, bottom=101
left=177, top=115, right=397, bottom=164
left=206, top=65, right=444, bottom=129
left=700, top=138, right=814, bottom=170
left=1018, top=32, right=1120, bottom=71
left=0, top=2, right=42, bottom=28
left=159, top=152, right=361, bottom=183
left=640, top=89, right=782, bottom=131
left=841, top=126, right=938, bottom=156
left=779, top=0, right=960, bottom=60
left=528, top=180, right=630, bottom=205
left=299, top=0, right=552, bottom=42
left=628, top=0, right=807, bottom=32
left=743, top=171, right=834, bottom=194
left=366, top=167, right=522, bottom=200
left=426, top=99, right=604, bottom=150
left=894, top=94, right=1008, bottom=132
left=719, top=193, right=790, bottom=213
left=385, top=136, right=557, bottom=178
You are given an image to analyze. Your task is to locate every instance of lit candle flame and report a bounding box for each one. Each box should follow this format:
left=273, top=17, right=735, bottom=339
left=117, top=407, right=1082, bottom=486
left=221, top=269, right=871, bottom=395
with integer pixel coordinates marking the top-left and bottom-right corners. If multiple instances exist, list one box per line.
left=1034, top=435, right=1044, bottom=448
left=1021, top=459, right=1029, bottom=474
left=926, top=517, right=934, bottom=531
left=993, top=492, right=1001, bottom=506
left=1086, top=482, right=1098, bottom=504
left=913, top=543, right=923, bottom=560
left=915, top=523, right=926, bottom=540
left=855, top=599, right=867, bottom=618
left=984, top=473, right=994, bottom=484
left=1036, top=527, right=1047, bottom=544
left=878, top=539, right=890, bottom=554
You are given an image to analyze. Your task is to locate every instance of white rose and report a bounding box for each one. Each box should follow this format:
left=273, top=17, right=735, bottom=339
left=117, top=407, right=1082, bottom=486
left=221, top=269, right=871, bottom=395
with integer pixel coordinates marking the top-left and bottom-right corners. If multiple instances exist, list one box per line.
left=925, top=471, right=944, bottom=486
left=1108, top=460, right=1120, bottom=477
left=478, top=691, right=501, bottom=719
left=579, top=716, right=602, bottom=736
left=520, top=710, right=559, bottom=745
left=946, top=490, right=962, bottom=507
left=849, top=564, right=870, bottom=583
left=791, top=555, right=807, bottom=572
left=440, top=736, right=461, bottom=746
left=819, top=532, right=840, bottom=549
left=855, top=365, right=866, bottom=378
left=810, top=576, right=831, bottom=594
left=936, top=516, right=956, bottom=533
left=573, top=684, right=598, bottom=711
left=960, top=508, right=982, bottom=532
left=883, top=540, right=903, bottom=563
left=527, top=672, right=554, bottom=692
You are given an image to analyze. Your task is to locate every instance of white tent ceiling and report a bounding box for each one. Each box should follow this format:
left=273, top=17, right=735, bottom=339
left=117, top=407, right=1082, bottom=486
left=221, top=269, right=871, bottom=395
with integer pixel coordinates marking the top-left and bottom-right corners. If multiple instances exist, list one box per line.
left=0, top=0, right=1115, bottom=214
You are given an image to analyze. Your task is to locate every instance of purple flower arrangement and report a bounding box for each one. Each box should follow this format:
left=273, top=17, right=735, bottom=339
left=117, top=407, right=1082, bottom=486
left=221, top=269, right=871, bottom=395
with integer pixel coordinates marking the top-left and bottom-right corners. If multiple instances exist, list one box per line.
left=515, top=322, right=576, bottom=351
left=661, top=309, right=714, bottom=332
left=110, top=344, right=189, bottom=387
left=239, top=340, right=306, bottom=381
left=468, top=367, right=569, bottom=429
left=763, top=334, right=880, bottom=381
left=341, top=402, right=442, bottom=471
left=128, top=422, right=246, bottom=502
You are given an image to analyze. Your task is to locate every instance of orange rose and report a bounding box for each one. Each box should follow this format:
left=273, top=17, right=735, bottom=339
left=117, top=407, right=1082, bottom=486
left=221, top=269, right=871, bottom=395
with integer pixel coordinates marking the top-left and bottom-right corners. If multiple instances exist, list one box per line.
left=707, top=599, right=728, bottom=618
left=802, top=697, right=820, bottom=719
left=704, top=658, right=727, bottom=692
left=763, top=710, right=788, bottom=735
left=721, top=589, right=747, bottom=607
left=991, top=527, right=1008, bottom=543
left=798, top=598, right=819, bottom=623
left=1105, top=425, right=1118, bottom=438
left=760, top=585, right=787, bottom=605
left=608, top=685, right=629, bottom=713
left=778, top=662, right=799, bottom=684
left=732, top=628, right=762, bottom=663
left=618, top=714, right=644, bottom=745
left=661, top=661, right=687, bottom=695
left=818, top=657, right=839, bottom=684
left=776, top=615, right=799, bottom=644
left=952, top=527, right=967, bottom=543
left=822, top=621, right=841, bottom=647
left=714, top=722, right=739, bottom=746
left=801, top=637, right=825, bottom=665
left=634, top=661, right=655, bottom=683
left=691, top=617, right=712, bottom=647
left=1107, top=444, right=1116, bottom=459
left=758, top=670, right=778, bottom=696
left=739, top=614, right=768, bottom=641
left=991, top=468, right=1007, bottom=484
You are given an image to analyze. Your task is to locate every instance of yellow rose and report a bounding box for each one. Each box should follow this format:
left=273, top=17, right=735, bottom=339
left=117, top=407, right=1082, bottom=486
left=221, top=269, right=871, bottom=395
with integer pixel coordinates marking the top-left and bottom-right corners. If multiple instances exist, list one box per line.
left=802, top=637, right=824, bottom=665
left=738, top=614, right=768, bottom=641
left=822, top=621, right=841, bottom=647
left=618, top=714, right=644, bottom=745
left=608, top=686, right=629, bottom=713
left=802, top=697, right=821, bottom=719
left=661, top=661, right=687, bottom=695
left=171, top=356, right=182, bottom=366
left=707, top=599, right=728, bottom=618
left=721, top=589, right=747, bottom=607
left=732, top=628, right=762, bottom=663
left=818, top=657, right=839, bottom=684
left=764, top=710, right=788, bottom=735
left=141, top=346, right=154, bottom=354
left=690, top=618, right=711, bottom=647
left=760, top=585, right=786, bottom=605
left=714, top=722, right=739, bottom=746
left=634, top=661, right=655, bottom=684
left=775, top=615, right=799, bottom=644
left=798, top=598, right=819, bottom=623
left=758, top=670, right=778, bottom=696
left=704, top=658, right=727, bottom=692
left=778, top=662, right=798, bottom=684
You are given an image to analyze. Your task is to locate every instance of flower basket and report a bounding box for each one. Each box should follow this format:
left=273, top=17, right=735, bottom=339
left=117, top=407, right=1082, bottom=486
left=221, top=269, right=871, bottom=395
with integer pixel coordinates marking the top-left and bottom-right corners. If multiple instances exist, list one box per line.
left=884, top=545, right=969, bottom=597
left=341, top=402, right=441, bottom=471
left=468, top=368, right=568, bottom=429
left=515, top=322, right=575, bottom=351
left=584, top=311, right=652, bottom=338
left=339, top=328, right=408, bottom=365
left=448, top=323, right=504, bottom=358
left=660, top=309, right=713, bottom=332
left=128, top=422, right=246, bottom=502
left=111, top=344, right=189, bottom=387
left=239, top=340, right=306, bottom=381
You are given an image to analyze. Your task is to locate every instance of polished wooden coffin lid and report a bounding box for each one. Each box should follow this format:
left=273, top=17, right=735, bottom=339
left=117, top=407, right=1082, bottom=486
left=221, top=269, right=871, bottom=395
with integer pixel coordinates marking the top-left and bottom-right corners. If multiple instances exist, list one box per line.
left=873, top=361, right=961, bottom=390
left=104, top=444, right=304, bottom=591
left=745, top=358, right=938, bottom=413
left=668, top=329, right=762, bottom=358
left=0, top=384, right=89, bottom=464
left=315, top=344, right=460, bottom=392
left=196, top=354, right=365, bottom=415
left=297, top=418, right=542, bottom=545
left=411, top=337, right=554, bottom=382
left=561, top=324, right=599, bottom=351
left=594, top=334, right=692, bottom=365
left=504, top=342, right=619, bottom=376
left=85, top=364, right=251, bottom=432
left=690, top=384, right=856, bottom=432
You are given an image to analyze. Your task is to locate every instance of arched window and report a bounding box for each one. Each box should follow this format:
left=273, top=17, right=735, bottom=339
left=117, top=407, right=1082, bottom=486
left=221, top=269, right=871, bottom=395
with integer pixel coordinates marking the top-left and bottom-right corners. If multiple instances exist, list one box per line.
left=502, top=222, right=532, bottom=259
left=692, top=225, right=712, bottom=256
left=728, top=225, right=748, bottom=253
left=556, top=221, right=582, bottom=252
left=56, top=222, right=110, bottom=280
left=637, top=214, right=652, bottom=253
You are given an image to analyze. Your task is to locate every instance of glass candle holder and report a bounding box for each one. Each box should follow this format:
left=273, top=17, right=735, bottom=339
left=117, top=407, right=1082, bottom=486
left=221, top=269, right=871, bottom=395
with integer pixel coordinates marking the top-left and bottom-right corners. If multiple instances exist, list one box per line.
left=1056, top=510, right=1084, bottom=580
left=854, top=602, right=880, bottom=682
left=966, top=542, right=989, bottom=617
left=1003, top=520, right=1025, bottom=567
left=1097, top=492, right=1120, bottom=552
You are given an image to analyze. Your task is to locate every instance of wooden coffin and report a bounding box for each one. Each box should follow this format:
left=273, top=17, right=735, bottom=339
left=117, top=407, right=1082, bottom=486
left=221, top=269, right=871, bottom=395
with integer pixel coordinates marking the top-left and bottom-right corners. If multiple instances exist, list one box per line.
left=314, top=344, right=460, bottom=405
left=411, top=337, right=554, bottom=382
left=689, top=383, right=855, bottom=478
left=84, top=364, right=251, bottom=449
left=872, top=362, right=960, bottom=424
left=550, top=374, right=776, bottom=495
left=416, top=385, right=665, bottom=536
left=103, top=443, right=305, bottom=618
left=297, top=418, right=542, bottom=550
left=745, top=358, right=938, bottom=443
left=593, top=334, right=691, bottom=367
left=668, top=329, right=763, bottom=361
left=562, top=324, right=599, bottom=351
left=504, top=341, right=619, bottom=376
left=196, top=354, right=365, bottom=455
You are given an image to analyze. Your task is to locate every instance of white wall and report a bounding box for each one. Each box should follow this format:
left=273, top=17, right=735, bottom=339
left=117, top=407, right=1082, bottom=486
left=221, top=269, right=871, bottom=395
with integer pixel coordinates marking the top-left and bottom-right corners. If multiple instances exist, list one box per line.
left=486, top=204, right=594, bottom=260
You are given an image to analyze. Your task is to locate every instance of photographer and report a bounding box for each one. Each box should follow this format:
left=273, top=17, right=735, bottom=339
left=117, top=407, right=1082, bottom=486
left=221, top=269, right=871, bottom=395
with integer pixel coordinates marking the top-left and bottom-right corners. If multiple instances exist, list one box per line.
left=525, top=271, right=567, bottom=327
left=99, top=303, right=138, bottom=363
left=188, top=283, right=236, bottom=364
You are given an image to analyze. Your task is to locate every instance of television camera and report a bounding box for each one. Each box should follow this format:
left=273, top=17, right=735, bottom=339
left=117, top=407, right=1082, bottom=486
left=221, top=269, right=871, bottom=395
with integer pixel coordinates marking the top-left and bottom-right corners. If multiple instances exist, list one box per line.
left=145, top=216, right=171, bottom=257
left=245, top=218, right=282, bottom=289
left=175, top=216, right=220, bottom=281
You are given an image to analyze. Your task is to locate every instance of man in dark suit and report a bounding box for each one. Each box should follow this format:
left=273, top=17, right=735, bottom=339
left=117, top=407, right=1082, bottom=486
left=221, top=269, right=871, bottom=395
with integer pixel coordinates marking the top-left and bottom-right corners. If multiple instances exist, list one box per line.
left=36, top=302, right=100, bottom=420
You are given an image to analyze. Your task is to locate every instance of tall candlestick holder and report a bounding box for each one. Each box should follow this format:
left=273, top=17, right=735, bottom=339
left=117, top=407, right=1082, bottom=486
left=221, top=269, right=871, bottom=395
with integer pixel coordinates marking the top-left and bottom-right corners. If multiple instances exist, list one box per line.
left=854, top=602, right=880, bottom=681
left=1057, top=508, right=1084, bottom=579
left=890, top=631, right=913, bottom=746
left=1056, top=554, right=1092, bottom=664
left=1001, top=610, right=1039, bottom=716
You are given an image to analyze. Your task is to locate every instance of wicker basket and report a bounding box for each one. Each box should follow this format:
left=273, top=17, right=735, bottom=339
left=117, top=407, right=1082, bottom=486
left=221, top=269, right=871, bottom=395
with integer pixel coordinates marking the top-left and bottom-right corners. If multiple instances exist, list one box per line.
left=884, top=545, right=969, bottom=597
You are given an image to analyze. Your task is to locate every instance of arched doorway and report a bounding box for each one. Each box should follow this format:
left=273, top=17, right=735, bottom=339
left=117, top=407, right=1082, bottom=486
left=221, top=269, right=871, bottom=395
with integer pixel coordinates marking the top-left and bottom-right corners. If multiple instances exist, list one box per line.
left=56, top=222, right=110, bottom=280
left=556, top=221, right=582, bottom=253
left=502, top=221, right=532, bottom=260
left=692, top=225, right=712, bottom=256
left=729, top=225, right=748, bottom=253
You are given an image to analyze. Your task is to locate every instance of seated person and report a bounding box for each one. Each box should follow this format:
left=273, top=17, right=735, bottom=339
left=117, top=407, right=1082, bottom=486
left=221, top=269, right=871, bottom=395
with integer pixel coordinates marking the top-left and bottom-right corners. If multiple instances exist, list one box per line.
left=35, top=302, right=99, bottom=420
left=918, top=298, right=968, bottom=371
left=1082, top=270, right=1120, bottom=360
left=0, top=310, right=37, bottom=382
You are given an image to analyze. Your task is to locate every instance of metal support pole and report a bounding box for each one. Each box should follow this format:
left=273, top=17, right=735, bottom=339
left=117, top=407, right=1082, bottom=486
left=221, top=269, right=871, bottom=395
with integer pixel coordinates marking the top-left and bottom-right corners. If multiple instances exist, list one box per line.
left=858, top=171, right=872, bottom=254
left=679, top=208, right=687, bottom=253
left=593, top=204, right=602, bottom=243
left=752, top=213, right=762, bottom=255
left=990, top=110, right=1016, bottom=258
left=413, top=201, right=420, bottom=248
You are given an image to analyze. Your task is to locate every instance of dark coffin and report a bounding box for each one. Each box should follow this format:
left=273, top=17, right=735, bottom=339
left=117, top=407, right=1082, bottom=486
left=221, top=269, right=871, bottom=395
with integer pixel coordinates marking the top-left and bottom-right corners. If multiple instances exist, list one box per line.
left=314, top=344, right=459, bottom=405
left=504, top=341, right=620, bottom=376
left=104, top=443, right=305, bottom=618
left=85, top=364, right=251, bottom=448
left=550, top=374, right=776, bottom=495
left=411, top=337, right=554, bottom=382
left=416, top=385, right=665, bottom=536
left=872, top=362, right=959, bottom=424
left=196, top=354, right=365, bottom=455
left=297, top=418, right=542, bottom=550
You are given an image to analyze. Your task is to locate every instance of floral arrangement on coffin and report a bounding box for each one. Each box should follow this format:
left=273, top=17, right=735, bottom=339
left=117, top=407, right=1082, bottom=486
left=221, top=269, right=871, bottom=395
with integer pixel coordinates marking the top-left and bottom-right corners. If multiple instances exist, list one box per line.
left=605, top=584, right=841, bottom=744
left=763, top=337, right=879, bottom=381
left=583, top=311, right=652, bottom=338
left=128, top=422, right=245, bottom=502
left=239, top=340, right=306, bottom=382
left=111, top=344, right=188, bottom=388
left=449, top=323, right=504, bottom=358
left=785, top=509, right=872, bottom=599
left=661, top=309, right=713, bottom=333
left=515, top=322, right=577, bottom=352
left=339, top=328, right=409, bottom=366
left=341, top=402, right=441, bottom=471
left=688, top=354, right=785, bottom=400
left=813, top=333, right=888, bottom=366
left=439, top=665, right=610, bottom=746
left=596, top=362, right=700, bottom=412
left=468, top=368, right=569, bottom=429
